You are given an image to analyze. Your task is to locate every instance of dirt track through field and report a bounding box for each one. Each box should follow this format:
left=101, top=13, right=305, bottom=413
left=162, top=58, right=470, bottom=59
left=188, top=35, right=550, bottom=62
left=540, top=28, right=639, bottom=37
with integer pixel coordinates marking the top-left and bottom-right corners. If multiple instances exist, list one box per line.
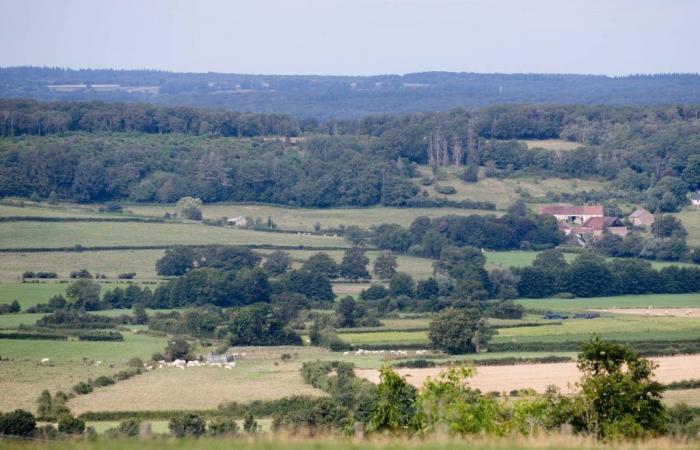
left=355, top=354, right=700, bottom=394
left=594, top=308, right=700, bottom=317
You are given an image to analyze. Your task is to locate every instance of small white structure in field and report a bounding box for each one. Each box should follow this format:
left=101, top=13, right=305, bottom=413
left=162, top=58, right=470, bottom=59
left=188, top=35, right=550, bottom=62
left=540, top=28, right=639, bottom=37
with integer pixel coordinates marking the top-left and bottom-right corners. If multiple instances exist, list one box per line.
left=692, top=192, right=700, bottom=206
left=226, top=216, right=249, bottom=228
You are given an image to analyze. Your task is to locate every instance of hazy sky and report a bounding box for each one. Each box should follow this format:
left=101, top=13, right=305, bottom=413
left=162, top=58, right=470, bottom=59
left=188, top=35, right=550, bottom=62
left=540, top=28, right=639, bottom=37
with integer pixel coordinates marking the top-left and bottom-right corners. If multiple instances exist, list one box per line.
left=1, top=0, right=699, bottom=76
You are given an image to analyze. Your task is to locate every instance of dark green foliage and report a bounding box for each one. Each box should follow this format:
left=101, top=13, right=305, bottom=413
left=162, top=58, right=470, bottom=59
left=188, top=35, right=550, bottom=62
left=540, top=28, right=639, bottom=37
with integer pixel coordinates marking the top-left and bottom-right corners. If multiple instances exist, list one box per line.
left=371, top=224, right=411, bottom=252
left=428, top=308, right=494, bottom=354
left=334, top=296, right=380, bottom=328
left=117, top=418, right=142, bottom=437
left=242, top=412, right=258, bottom=433
left=652, top=215, right=687, bottom=239
left=340, top=247, right=370, bottom=280
left=65, top=279, right=101, bottom=310
left=263, top=250, right=292, bottom=276
left=372, top=252, right=398, bottom=279
left=165, top=338, right=192, bottom=361
left=416, top=278, right=439, bottom=300
left=153, top=267, right=270, bottom=308
left=282, top=270, right=334, bottom=302
left=369, top=366, right=417, bottom=433
left=301, top=253, right=339, bottom=279
left=156, top=246, right=195, bottom=276
left=389, top=272, right=416, bottom=298
left=208, top=417, right=239, bottom=436
left=58, top=414, right=85, bottom=434
left=169, top=413, right=206, bottom=438
left=487, top=300, right=524, bottom=319
left=0, top=409, right=36, bottom=437
left=228, top=303, right=301, bottom=346
left=568, top=338, right=667, bottom=439
left=360, top=283, right=390, bottom=301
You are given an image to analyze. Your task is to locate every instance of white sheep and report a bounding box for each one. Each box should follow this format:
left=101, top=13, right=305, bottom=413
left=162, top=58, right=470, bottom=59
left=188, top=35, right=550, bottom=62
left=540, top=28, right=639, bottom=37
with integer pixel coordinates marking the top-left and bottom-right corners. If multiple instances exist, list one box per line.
left=343, top=351, right=349, bottom=356
left=40, top=357, right=50, bottom=364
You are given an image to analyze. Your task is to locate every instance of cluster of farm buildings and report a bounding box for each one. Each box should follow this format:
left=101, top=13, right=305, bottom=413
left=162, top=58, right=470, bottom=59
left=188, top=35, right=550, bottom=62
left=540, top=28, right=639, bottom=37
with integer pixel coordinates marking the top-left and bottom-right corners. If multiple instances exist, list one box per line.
left=539, top=204, right=657, bottom=241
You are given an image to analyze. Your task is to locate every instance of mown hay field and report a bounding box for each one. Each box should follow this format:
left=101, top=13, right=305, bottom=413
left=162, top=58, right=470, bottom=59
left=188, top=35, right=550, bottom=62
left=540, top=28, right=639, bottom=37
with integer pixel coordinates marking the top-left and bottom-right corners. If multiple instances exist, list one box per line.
left=675, top=208, right=700, bottom=246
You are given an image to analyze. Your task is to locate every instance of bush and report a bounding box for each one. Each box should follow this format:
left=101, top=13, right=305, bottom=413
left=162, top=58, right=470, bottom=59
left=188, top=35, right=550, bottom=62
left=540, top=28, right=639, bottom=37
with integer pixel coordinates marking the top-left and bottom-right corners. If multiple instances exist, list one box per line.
left=434, top=184, right=457, bottom=195
left=93, top=376, right=115, bottom=387
left=69, top=269, right=93, bottom=279
left=0, top=409, right=36, bottom=437
left=169, top=413, right=206, bottom=437
left=72, top=382, right=93, bottom=395
left=116, top=418, right=142, bottom=437
left=118, top=272, right=136, bottom=279
left=58, top=415, right=85, bottom=434
left=128, top=357, right=144, bottom=368
left=208, top=417, right=239, bottom=436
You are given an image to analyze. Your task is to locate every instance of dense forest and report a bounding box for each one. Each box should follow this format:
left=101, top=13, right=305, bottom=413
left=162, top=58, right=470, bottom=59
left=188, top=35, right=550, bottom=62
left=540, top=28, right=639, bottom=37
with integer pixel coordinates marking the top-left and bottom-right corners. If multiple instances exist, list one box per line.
left=3, top=67, right=700, bottom=119
left=1, top=100, right=699, bottom=209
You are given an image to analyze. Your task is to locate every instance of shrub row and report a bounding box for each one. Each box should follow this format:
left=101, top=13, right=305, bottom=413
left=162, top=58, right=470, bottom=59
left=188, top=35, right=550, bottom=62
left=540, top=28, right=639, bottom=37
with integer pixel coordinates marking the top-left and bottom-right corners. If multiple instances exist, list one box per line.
left=73, top=368, right=141, bottom=396
left=489, top=339, right=700, bottom=356
left=0, top=244, right=350, bottom=253
left=76, top=330, right=124, bottom=341
left=0, top=216, right=164, bottom=223
left=0, top=332, right=67, bottom=341
left=665, top=379, right=700, bottom=390
left=392, top=355, right=573, bottom=369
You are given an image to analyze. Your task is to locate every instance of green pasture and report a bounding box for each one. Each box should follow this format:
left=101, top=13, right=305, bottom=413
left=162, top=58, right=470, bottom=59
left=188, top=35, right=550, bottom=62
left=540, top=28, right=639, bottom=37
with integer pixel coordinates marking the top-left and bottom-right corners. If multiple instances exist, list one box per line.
left=0, top=250, right=165, bottom=282
left=0, top=282, right=67, bottom=309
left=516, top=293, right=700, bottom=312
left=0, top=221, right=347, bottom=249
left=0, top=331, right=166, bottom=361
left=413, top=165, right=607, bottom=209
left=675, top=208, right=700, bottom=246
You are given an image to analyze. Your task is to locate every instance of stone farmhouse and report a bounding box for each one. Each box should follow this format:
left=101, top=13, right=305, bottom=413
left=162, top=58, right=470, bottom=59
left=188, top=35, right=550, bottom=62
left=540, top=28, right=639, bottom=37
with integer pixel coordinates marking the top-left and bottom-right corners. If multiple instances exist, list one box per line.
left=539, top=205, right=604, bottom=224
left=628, top=208, right=655, bottom=227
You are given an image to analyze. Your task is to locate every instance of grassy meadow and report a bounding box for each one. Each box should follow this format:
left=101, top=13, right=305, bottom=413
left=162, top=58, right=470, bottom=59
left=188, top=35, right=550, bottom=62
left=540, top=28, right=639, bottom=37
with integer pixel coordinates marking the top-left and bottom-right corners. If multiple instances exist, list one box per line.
left=413, top=165, right=607, bottom=209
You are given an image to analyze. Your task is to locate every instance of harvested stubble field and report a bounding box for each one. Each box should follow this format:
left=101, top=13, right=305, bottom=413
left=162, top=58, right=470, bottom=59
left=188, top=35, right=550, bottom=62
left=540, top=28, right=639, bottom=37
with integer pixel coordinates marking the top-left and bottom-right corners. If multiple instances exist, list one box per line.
left=355, top=354, right=700, bottom=394
left=0, top=221, right=347, bottom=250
left=67, top=346, right=330, bottom=414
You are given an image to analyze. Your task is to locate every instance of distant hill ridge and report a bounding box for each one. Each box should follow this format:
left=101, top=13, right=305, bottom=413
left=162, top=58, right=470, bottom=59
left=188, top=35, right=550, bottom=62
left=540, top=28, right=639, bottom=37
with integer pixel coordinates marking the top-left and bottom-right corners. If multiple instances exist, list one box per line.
left=1, top=67, right=700, bottom=119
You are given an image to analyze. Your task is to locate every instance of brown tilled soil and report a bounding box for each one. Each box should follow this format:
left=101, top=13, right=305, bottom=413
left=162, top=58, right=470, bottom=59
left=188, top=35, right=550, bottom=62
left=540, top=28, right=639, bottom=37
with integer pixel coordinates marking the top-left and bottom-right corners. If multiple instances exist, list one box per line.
left=355, top=354, right=700, bottom=394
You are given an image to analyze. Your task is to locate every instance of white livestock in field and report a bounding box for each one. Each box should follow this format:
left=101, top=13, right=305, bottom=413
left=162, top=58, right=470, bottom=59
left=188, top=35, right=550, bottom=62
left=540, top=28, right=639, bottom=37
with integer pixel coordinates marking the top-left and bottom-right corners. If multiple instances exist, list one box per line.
left=40, top=358, right=50, bottom=364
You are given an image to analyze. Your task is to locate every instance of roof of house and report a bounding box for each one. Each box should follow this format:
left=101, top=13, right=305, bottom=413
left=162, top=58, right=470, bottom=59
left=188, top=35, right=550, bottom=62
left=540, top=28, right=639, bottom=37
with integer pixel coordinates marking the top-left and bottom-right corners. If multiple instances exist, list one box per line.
left=581, top=216, right=623, bottom=230
left=540, top=205, right=604, bottom=216
left=629, top=208, right=652, bottom=218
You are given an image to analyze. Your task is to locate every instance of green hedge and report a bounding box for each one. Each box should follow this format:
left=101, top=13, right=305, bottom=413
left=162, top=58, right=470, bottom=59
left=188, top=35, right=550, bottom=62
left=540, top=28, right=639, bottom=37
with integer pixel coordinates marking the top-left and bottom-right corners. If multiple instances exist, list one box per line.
left=0, top=332, right=67, bottom=340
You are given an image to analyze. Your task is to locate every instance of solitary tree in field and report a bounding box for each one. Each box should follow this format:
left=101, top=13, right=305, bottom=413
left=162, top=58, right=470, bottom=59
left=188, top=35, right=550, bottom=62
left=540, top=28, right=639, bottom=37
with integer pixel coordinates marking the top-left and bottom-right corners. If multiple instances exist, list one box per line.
left=340, top=247, right=370, bottom=280
left=373, top=252, right=398, bottom=279
left=176, top=196, right=203, bottom=220
left=428, top=308, right=494, bottom=354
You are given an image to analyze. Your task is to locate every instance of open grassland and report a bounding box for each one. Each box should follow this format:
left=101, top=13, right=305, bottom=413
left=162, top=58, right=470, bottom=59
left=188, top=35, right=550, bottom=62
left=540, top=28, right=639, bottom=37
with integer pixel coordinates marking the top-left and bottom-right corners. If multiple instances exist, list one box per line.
left=0, top=250, right=165, bottom=281
left=0, top=283, right=67, bottom=309
left=0, top=221, right=347, bottom=249
left=0, top=359, right=128, bottom=412
left=414, top=165, right=607, bottom=209
left=0, top=202, right=108, bottom=218
left=68, top=346, right=329, bottom=414
left=0, top=332, right=165, bottom=361
left=675, top=208, right=700, bottom=246
left=3, top=437, right=697, bottom=450
left=0, top=331, right=165, bottom=412
left=125, top=203, right=498, bottom=229
left=356, top=354, right=700, bottom=394
left=520, top=139, right=584, bottom=152
left=517, top=293, right=700, bottom=313
left=339, top=313, right=700, bottom=347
